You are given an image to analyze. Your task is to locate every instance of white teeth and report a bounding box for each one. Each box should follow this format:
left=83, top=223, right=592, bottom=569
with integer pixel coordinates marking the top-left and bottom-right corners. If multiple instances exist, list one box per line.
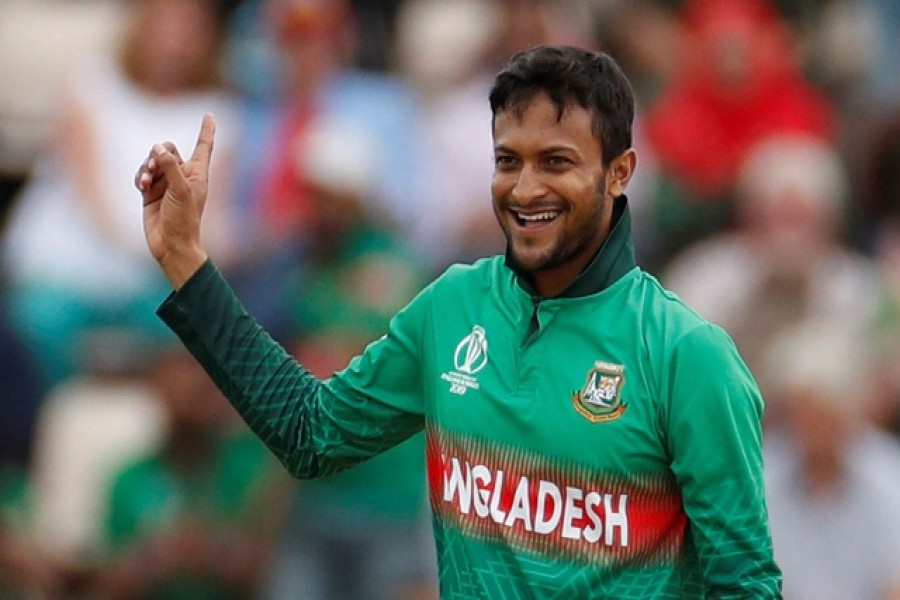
left=517, top=211, right=559, bottom=222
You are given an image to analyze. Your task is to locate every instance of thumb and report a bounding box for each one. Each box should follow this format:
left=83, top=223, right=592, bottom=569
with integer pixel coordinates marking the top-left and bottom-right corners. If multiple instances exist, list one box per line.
left=189, top=113, right=217, bottom=167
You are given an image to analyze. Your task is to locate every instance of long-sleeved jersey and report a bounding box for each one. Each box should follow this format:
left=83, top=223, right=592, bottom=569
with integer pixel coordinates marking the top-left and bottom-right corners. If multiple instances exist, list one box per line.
left=159, top=200, right=782, bottom=598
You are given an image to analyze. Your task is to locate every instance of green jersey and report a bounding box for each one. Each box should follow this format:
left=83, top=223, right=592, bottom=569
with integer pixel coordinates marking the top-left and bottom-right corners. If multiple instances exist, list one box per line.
left=159, top=200, right=781, bottom=598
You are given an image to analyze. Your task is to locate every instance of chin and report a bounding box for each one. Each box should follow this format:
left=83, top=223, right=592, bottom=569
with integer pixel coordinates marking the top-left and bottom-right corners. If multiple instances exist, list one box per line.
left=507, top=246, right=554, bottom=274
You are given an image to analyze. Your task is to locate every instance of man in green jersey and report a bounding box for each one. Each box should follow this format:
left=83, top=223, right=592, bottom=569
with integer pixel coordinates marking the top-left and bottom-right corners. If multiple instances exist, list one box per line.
left=136, top=45, right=782, bottom=598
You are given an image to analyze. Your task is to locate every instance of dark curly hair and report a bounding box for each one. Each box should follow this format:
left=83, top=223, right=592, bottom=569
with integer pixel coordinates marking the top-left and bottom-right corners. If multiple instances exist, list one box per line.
left=489, top=45, right=635, bottom=167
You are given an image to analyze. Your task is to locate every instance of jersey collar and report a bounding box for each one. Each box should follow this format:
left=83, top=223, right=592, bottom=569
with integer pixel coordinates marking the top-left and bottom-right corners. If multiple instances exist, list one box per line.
left=508, top=195, right=637, bottom=299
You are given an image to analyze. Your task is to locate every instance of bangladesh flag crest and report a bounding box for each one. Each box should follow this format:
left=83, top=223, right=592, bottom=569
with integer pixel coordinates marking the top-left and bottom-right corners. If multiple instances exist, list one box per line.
left=573, top=361, right=627, bottom=423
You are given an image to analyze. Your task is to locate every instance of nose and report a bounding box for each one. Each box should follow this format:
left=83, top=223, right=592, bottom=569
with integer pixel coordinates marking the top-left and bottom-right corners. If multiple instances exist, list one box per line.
left=509, top=164, right=547, bottom=203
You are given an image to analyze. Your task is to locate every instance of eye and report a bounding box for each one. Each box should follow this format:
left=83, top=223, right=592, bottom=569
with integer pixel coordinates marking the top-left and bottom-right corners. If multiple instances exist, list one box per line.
left=493, top=154, right=519, bottom=171
left=545, top=155, right=573, bottom=169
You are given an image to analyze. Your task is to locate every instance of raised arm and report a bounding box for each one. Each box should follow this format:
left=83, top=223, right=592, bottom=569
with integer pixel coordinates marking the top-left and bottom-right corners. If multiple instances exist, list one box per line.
left=135, top=115, right=426, bottom=479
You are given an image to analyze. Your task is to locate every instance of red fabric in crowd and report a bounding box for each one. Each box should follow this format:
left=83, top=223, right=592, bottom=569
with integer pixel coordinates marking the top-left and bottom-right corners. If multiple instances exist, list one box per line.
left=644, top=0, right=834, bottom=198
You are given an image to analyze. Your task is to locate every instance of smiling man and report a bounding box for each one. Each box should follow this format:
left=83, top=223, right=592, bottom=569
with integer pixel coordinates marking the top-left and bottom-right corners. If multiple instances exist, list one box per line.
left=490, top=73, right=635, bottom=298
left=137, top=45, right=782, bottom=598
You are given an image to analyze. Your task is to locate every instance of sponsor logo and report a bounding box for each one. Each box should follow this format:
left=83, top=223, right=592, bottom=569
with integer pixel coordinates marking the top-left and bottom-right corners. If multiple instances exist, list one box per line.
left=441, top=325, right=488, bottom=395
left=573, top=361, right=627, bottom=423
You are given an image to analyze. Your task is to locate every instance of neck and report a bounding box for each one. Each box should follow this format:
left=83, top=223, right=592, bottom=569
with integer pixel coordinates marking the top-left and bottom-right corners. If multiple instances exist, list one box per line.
left=532, top=232, right=608, bottom=298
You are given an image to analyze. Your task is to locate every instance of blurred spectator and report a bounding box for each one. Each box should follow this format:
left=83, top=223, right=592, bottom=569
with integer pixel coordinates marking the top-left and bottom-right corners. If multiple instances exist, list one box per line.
left=282, top=117, right=425, bottom=372
left=593, top=0, right=680, bottom=106
left=662, top=134, right=883, bottom=420
left=0, top=0, right=123, bottom=194
left=1, top=0, right=242, bottom=388
left=232, top=0, right=430, bottom=243
left=794, top=0, right=898, bottom=227
left=589, top=0, right=676, bottom=270
left=262, top=116, right=436, bottom=600
left=798, top=0, right=900, bottom=115
left=228, top=0, right=434, bottom=333
left=763, top=320, right=900, bottom=600
left=641, top=0, right=834, bottom=267
left=28, top=329, right=168, bottom=588
left=100, top=344, right=291, bottom=600
left=231, top=0, right=405, bottom=76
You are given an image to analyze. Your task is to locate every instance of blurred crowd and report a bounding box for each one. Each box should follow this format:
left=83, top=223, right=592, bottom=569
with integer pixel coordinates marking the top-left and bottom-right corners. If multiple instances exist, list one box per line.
left=1, top=0, right=899, bottom=598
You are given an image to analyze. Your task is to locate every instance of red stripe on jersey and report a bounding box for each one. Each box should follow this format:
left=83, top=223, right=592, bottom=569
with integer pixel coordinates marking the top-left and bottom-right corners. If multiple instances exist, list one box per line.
left=426, top=426, right=687, bottom=567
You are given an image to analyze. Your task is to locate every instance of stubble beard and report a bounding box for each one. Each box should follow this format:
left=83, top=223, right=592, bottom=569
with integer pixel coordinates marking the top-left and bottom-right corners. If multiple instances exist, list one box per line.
left=502, top=185, right=608, bottom=279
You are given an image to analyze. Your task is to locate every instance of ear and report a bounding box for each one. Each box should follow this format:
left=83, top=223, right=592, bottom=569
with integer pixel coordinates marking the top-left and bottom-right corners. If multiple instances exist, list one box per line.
left=605, top=148, right=637, bottom=198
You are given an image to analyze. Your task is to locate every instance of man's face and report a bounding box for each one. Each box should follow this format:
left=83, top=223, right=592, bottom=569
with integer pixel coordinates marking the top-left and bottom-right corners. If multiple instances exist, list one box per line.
left=491, top=93, right=613, bottom=295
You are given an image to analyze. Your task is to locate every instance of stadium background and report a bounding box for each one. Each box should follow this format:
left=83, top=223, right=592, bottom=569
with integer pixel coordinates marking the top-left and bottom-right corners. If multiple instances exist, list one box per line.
left=2, top=0, right=900, bottom=598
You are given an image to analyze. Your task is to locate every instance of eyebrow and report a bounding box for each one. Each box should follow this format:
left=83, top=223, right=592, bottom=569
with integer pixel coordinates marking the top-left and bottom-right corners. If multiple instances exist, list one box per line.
left=538, top=145, right=579, bottom=155
left=493, top=144, right=579, bottom=155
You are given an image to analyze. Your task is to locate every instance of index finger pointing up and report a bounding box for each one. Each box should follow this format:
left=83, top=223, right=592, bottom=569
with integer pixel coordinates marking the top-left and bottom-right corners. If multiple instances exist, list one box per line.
left=190, top=113, right=217, bottom=165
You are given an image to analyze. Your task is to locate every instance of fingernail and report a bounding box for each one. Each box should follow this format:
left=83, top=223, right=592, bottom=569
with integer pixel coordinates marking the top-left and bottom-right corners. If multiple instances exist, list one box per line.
left=148, top=158, right=156, bottom=170
left=153, top=144, right=167, bottom=156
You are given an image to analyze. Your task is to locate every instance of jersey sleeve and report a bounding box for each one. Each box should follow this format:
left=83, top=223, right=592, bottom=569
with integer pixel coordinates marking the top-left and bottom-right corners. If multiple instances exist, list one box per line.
left=157, top=260, right=427, bottom=479
left=662, top=323, right=783, bottom=598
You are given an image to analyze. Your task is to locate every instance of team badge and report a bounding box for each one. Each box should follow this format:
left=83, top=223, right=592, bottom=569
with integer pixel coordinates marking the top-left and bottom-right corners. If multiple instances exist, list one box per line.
left=572, top=361, right=627, bottom=423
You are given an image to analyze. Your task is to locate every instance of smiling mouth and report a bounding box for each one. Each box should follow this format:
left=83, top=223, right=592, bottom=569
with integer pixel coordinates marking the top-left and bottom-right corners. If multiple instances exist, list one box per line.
left=511, top=209, right=561, bottom=227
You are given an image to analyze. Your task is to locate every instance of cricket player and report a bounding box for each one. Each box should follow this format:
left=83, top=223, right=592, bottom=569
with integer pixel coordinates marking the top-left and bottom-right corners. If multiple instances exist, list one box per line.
left=137, top=45, right=782, bottom=597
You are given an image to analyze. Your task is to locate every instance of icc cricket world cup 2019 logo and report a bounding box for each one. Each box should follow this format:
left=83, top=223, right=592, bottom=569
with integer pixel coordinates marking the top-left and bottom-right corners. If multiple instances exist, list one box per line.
left=455, top=325, right=488, bottom=374
left=442, top=325, right=489, bottom=395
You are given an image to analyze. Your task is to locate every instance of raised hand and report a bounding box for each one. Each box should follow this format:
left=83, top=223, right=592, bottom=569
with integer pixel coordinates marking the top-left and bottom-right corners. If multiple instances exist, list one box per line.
left=135, top=113, right=216, bottom=289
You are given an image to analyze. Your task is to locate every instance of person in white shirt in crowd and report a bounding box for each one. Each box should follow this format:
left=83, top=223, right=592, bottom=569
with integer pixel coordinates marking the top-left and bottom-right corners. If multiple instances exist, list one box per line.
left=762, top=319, right=900, bottom=600
left=662, top=133, right=883, bottom=419
left=1, top=0, right=241, bottom=388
